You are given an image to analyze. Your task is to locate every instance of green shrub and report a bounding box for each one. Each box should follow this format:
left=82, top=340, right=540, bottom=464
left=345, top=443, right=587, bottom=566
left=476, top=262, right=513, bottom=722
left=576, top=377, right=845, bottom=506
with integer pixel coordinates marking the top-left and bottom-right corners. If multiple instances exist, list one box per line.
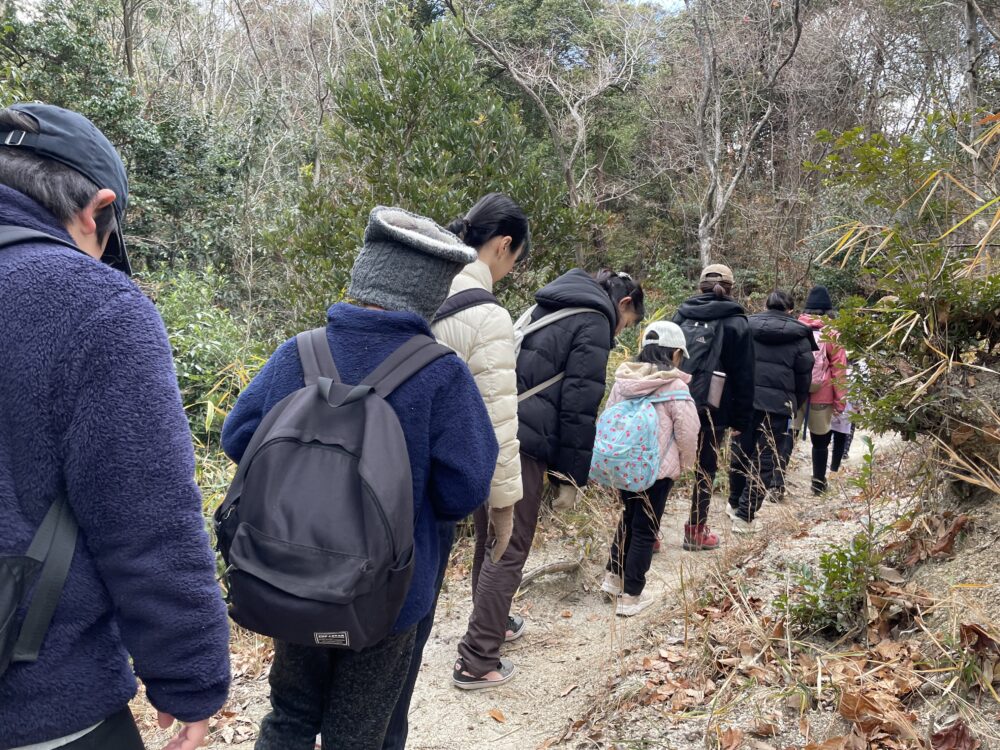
left=149, top=269, right=263, bottom=442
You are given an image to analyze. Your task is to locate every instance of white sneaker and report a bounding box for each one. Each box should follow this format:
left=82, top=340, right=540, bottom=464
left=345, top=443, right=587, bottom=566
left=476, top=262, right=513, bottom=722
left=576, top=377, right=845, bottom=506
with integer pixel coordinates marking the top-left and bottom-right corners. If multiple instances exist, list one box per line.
left=731, top=516, right=757, bottom=534
left=601, top=572, right=623, bottom=597
left=725, top=504, right=739, bottom=521
left=616, top=591, right=655, bottom=617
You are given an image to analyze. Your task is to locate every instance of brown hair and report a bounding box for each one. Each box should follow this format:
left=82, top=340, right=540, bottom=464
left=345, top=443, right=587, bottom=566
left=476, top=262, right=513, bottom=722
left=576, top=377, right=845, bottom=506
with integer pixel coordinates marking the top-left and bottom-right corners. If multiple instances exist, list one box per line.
left=699, top=279, right=733, bottom=298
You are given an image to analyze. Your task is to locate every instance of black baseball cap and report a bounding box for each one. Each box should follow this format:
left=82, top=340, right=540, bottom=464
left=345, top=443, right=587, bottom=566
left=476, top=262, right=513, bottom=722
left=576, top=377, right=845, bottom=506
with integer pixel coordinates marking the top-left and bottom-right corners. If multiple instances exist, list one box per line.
left=0, top=103, right=131, bottom=275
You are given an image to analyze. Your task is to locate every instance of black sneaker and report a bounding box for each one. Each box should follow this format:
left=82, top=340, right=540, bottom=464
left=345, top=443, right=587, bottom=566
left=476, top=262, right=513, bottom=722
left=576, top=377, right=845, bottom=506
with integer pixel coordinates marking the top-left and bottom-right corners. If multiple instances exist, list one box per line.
left=452, top=658, right=516, bottom=690
left=811, top=477, right=827, bottom=496
left=505, top=615, right=526, bottom=642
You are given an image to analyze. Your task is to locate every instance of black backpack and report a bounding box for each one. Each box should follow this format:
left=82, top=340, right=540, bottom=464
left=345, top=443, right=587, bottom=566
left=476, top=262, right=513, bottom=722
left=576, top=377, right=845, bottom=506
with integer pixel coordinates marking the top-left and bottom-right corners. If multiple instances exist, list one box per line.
left=214, top=328, right=452, bottom=651
left=677, top=317, right=725, bottom=409
left=0, top=226, right=79, bottom=677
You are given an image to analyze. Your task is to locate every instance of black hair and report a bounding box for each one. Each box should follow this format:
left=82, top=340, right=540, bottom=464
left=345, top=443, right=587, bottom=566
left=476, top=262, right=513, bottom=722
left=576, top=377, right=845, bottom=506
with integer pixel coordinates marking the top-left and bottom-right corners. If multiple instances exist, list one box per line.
left=766, top=290, right=795, bottom=312
left=635, top=331, right=680, bottom=369
left=804, top=308, right=837, bottom=317
left=594, top=269, right=646, bottom=321
left=447, top=192, right=530, bottom=264
left=699, top=278, right=733, bottom=299
left=0, top=108, right=115, bottom=239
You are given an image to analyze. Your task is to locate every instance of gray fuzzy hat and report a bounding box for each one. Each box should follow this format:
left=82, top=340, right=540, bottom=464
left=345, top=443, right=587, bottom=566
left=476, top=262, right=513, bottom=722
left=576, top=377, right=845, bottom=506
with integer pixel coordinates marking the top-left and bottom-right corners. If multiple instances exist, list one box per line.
left=348, top=207, right=478, bottom=322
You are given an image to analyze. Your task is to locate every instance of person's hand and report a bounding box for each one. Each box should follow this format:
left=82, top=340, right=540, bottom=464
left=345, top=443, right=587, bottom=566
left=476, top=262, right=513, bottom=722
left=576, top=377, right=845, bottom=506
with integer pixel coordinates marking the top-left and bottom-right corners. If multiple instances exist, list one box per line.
left=553, top=484, right=580, bottom=511
left=159, top=713, right=210, bottom=750
left=488, top=505, right=515, bottom=562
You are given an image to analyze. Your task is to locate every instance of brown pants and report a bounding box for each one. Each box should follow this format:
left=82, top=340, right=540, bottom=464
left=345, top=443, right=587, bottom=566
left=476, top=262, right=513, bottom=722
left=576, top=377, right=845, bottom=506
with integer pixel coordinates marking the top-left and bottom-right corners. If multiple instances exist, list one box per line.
left=457, top=453, right=546, bottom=677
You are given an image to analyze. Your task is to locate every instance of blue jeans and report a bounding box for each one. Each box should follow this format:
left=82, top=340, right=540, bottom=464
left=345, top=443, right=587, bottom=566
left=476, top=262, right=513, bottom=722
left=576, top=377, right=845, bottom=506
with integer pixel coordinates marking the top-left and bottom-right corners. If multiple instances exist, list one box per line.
left=381, top=521, right=455, bottom=750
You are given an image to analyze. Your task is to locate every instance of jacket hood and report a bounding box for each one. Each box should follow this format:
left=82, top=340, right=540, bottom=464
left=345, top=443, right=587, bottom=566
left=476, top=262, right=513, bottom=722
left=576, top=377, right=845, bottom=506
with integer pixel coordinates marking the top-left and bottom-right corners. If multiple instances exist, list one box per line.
left=613, top=361, right=691, bottom=397
left=750, top=309, right=815, bottom=345
left=535, top=269, right=617, bottom=328
left=798, top=313, right=827, bottom=330
left=676, top=292, right=746, bottom=322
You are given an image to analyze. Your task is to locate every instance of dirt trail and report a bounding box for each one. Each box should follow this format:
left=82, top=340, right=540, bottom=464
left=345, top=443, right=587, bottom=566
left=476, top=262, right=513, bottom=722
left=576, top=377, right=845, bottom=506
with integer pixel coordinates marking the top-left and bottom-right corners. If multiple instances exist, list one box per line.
left=138, top=434, right=877, bottom=749
left=403, top=435, right=878, bottom=749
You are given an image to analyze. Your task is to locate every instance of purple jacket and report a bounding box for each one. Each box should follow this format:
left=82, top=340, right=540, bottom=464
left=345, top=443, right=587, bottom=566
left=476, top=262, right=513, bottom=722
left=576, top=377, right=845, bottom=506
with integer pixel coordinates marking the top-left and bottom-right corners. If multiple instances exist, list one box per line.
left=0, top=185, right=230, bottom=748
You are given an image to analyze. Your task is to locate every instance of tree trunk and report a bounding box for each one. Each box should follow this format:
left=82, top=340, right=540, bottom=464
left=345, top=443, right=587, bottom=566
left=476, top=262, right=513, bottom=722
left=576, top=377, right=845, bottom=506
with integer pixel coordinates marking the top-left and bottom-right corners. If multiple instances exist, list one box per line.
left=122, top=0, right=136, bottom=78
left=964, top=0, right=981, bottom=186
left=697, top=215, right=713, bottom=267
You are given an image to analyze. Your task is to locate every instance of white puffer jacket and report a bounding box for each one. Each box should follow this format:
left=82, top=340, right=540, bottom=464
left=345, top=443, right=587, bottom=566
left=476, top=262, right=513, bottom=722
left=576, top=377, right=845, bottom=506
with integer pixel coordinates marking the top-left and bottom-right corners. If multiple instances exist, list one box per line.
left=432, top=260, right=521, bottom=509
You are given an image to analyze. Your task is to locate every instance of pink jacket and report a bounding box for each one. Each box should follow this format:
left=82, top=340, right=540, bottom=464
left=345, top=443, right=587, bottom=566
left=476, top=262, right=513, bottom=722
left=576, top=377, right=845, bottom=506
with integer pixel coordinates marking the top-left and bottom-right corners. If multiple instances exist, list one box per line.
left=799, top=314, right=848, bottom=411
left=606, top=362, right=700, bottom=480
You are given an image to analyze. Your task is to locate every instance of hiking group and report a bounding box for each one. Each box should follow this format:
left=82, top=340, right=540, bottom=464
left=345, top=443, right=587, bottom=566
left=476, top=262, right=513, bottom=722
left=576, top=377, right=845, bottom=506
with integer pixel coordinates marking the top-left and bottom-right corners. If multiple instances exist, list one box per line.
left=0, top=104, right=852, bottom=750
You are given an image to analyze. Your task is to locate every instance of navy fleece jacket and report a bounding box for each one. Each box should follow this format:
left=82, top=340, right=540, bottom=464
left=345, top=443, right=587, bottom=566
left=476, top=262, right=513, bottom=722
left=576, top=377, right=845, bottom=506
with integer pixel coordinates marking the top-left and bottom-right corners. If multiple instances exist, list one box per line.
left=221, top=303, right=498, bottom=633
left=0, top=186, right=231, bottom=748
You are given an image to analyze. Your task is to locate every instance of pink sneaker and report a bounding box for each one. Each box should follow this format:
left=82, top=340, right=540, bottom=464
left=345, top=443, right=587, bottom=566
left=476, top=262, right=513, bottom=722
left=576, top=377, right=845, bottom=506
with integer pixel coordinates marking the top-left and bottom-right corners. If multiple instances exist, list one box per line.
left=683, top=523, right=719, bottom=551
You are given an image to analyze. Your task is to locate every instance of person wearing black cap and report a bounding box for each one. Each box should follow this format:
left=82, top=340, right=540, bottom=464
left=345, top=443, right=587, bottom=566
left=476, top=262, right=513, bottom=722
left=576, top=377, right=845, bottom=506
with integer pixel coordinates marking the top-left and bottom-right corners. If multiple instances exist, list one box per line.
left=0, top=104, right=230, bottom=750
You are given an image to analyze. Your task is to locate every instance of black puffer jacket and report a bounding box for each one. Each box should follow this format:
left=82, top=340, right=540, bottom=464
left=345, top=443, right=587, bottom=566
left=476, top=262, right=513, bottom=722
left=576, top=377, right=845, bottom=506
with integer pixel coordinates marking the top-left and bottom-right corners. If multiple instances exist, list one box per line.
left=749, top=309, right=817, bottom=416
left=673, top=294, right=755, bottom=431
left=517, top=269, right=617, bottom=485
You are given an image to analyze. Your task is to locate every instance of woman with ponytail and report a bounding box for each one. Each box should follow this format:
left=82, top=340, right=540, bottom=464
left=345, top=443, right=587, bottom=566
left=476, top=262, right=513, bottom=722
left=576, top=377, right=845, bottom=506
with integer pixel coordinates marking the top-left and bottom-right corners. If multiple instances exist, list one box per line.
left=383, top=193, right=529, bottom=747
left=452, top=266, right=645, bottom=690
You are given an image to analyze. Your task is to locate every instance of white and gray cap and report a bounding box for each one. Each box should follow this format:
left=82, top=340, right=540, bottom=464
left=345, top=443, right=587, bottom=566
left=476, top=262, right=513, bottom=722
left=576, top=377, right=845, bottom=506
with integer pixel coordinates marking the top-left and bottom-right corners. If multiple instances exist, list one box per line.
left=641, top=321, right=689, bottom=358
left=348, top=206, right=477, bottom=323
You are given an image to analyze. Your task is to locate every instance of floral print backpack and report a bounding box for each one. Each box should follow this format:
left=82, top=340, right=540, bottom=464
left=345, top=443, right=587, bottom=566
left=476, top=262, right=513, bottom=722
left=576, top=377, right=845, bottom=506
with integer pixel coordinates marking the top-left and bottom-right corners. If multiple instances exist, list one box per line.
left=589, top=390, right=691, bottom=492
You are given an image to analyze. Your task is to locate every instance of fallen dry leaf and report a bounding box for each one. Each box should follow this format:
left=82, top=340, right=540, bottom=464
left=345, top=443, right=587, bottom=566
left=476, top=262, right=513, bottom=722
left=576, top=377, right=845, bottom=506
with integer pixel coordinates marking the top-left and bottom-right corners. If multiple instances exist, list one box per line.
left=878, top=565, right=906, bottom=584
left=719, top=726, right=744, bottom=750
left=488, top=708, right=506, bottom=724
left=560, top=684, right=579, bottom=697
left=931, top=720, right=981, bottom=750
left=929, top=514, right=972, bottom=556
left=561, top=610, right=573, bottom=618
left=750, top=722, right=779, bottom=737
left=959, top=623, right=999, bottom=655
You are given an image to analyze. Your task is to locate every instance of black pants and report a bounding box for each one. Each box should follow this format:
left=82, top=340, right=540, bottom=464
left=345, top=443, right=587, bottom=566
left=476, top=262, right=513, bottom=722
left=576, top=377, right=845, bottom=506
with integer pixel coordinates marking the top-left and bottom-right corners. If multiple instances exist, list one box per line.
left=256, top=626, right=417, bottom=750
left=727, top=411, right=783, bottom=522
left=690, top=412, right=726, bottom=527
left=606, top=478, right=674, bottom=596
left=775, top=420, right=794, bottom=488
left=810, top=430, right=833, bottom=492
left=830, top=426, right=854, bottom=472
left=62, top=708, right=143, bottom=750
left=382, top=522, right=455, bottom=750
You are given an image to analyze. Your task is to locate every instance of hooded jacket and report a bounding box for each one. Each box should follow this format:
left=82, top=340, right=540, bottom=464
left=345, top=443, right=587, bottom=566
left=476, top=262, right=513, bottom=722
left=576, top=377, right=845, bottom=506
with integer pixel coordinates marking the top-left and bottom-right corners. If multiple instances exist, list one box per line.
left=673, top=293, right=755, bottom=431
left=431, top=260, right=520, bottom=509
left=0, top=185, right=230, bottom=748
left=799, top=314, right=849, bottom=411
left=516, top=269, right=617, bottom=486
left=748, top=309, right=817, bottom=416
left=605, top=362, right=700, bottom=480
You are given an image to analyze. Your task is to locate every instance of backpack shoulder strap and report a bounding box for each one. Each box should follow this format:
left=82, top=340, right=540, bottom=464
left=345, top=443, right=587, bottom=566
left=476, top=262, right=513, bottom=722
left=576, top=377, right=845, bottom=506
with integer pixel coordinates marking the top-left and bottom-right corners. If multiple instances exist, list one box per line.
left=364, top=335, right=454, bottom=398
left=433, top=288, right=500, bottom=324
left=648, top=389, right=694, bottom=404
left=521, top=306, right=601, bottom=337
left=12, top=495, right=78, bottom=664
left=296, top=328, right=340, bottom=385
left=0, top=225, right=82, bottom=254
left=513, top=304, right=537, bottom=331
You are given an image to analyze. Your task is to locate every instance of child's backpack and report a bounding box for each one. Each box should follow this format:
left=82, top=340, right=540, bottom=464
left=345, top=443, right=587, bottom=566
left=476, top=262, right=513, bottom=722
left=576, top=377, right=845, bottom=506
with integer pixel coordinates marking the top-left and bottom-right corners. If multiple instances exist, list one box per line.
left=214, top=328, right=452, bottom=651
left=676, top=318, right=724, bottom=408
left=590, top=390, right=693, bottom=492
left=810, top=330, right=831, bottom=393
left=513, top=304, right=602, bottom=402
